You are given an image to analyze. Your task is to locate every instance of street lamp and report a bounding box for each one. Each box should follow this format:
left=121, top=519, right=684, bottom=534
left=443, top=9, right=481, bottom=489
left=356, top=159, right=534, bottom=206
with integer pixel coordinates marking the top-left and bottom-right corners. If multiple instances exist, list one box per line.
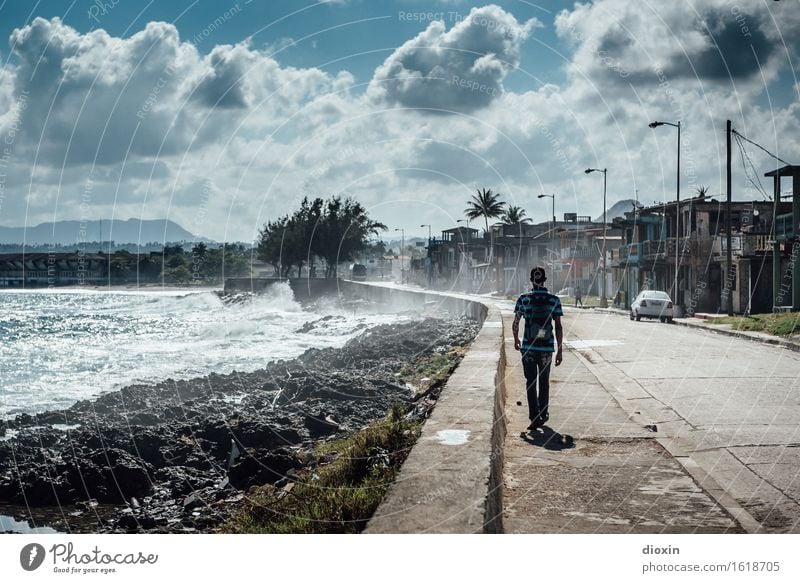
left=585, top=168, right=608, bottom=308
left=420, top=224, right=432, bottom=288
left=394, top=228, right=405, bottom=284
left=649, top=120, right=681, bottom=312
left=538, top=194, right=556, bottom=281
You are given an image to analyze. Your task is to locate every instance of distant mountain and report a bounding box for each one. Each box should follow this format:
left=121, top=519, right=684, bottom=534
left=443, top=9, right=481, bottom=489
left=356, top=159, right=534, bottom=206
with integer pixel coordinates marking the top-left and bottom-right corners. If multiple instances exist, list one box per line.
left=593, top=199, right=640, bottom=223
left=0, top=218, right=204, bottom=245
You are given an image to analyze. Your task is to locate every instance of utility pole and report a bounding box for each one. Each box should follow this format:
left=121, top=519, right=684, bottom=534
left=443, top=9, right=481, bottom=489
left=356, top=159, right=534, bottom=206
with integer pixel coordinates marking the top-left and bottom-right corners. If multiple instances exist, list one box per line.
left=772, top=165, right=780, bottom=311
left=585, top=168, right=608, bottom=307
left=726, top=120, right=734, bottom=316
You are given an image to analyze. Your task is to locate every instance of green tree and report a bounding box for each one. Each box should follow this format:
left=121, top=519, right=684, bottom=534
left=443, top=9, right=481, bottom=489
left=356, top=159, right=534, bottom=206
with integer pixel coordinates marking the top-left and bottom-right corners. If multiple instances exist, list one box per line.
left=192, top=242, right=208, bottom=258
left=315, top=196, right=386, bottom=278
left=257, top=196, right=385, bottom=279
left=502, top=205, right=531, bottom=225
left=465, top=188, right=506, bottom=235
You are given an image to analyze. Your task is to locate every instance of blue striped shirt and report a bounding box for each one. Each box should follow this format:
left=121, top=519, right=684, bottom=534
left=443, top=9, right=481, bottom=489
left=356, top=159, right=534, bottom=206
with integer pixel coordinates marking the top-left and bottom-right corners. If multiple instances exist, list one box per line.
left=514, top=288, right=563, bottom=352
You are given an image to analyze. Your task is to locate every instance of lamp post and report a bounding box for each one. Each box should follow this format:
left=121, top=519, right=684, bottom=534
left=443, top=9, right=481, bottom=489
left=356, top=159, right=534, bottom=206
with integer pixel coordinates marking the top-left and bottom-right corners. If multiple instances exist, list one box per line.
left=394, top=228, right=405, bottom=284
left=420, top=224, right=432, bottom=288
left=585, top=168, right=608, bottom=308
left=538, top=193, right=556, bottom=282
left=420, top=224, right=432, bottom=241
left=649, top=120, right=681, bottom=311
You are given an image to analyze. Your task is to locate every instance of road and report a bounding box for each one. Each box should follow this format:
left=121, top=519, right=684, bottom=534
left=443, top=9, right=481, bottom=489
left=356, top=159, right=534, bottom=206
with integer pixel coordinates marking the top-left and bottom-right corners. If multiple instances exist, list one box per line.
left=500, top=304, right=800, bottom=533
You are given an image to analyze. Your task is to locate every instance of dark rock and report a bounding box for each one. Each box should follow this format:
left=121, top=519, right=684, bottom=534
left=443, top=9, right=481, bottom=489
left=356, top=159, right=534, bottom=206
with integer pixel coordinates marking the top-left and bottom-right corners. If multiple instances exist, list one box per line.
left=0, top=314, right=478, bottom=532
left=304, top=413, right=340, bottom=437
left=228, top=450, right=298, bottom=489
left=183, top=492, right=205, bottom=510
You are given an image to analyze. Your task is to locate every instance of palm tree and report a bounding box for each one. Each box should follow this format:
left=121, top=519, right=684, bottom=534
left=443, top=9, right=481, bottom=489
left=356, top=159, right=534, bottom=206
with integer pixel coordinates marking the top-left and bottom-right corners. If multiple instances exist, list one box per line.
left=502, top=205, right=531, bottom=225
left=695, top=185, right=709, bottom=198
left=465, top=188, right=506, bottom=235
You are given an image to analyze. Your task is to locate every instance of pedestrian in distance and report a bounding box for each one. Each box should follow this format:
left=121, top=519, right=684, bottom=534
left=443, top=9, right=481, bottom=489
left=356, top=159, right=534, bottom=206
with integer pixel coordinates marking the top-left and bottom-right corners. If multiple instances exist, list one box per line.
left=575, top=286, right=583, bottom=307
left=512, top=267, right=563, bottom=431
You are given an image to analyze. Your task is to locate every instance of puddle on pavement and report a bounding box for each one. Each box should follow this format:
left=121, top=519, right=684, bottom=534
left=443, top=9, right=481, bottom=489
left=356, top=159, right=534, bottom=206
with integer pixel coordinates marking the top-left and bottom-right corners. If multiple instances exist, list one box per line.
left=433, top=429, right=470, bottom=445
left=566, top=340, right=623, bottom=351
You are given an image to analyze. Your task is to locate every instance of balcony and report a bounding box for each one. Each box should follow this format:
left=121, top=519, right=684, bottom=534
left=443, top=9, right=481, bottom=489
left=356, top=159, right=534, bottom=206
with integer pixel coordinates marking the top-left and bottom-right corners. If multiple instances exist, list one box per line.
left=713, top=233, right=772, bottom=256
left=641, top=239, right=666, bottom=260
left=563, top=247, right=594, bottom=259
left=640, top=238, right=691, bottom=261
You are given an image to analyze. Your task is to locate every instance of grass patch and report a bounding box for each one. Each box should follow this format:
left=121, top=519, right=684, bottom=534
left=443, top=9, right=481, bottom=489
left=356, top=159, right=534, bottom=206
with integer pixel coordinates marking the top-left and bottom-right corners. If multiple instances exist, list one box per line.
left=558, top=295, right=604, bottom=308
left=397, top=347, right=466, bottom=394
left=219, top=402, right=420, bottom=534
left=706, top=312, right=800, bottom=337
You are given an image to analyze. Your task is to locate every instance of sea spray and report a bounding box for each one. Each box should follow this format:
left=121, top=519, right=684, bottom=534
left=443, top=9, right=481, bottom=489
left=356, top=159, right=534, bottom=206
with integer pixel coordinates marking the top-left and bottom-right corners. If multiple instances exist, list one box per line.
left=0, top=286, right=404, bottom=417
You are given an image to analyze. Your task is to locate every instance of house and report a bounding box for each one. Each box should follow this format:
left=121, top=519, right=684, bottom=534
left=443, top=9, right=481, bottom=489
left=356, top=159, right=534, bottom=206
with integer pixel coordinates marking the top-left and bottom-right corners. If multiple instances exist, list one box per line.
left=425, top=226, right=488, bottom=292
left=765, top=165, right=800, bottom=311
left=612, top=195, right=792, bottom=314
left=0, top=252, right=108, bottom=287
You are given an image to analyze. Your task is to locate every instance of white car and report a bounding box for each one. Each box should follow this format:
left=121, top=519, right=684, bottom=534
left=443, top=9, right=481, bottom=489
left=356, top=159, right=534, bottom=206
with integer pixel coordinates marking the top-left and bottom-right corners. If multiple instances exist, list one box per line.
left=630, top=290, right=674, bottom=323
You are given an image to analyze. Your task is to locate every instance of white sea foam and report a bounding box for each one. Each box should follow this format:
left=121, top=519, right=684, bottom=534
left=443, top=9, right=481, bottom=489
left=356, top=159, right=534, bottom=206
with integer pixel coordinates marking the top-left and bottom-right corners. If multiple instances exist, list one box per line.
left=0, top=283, right=402, bottom=418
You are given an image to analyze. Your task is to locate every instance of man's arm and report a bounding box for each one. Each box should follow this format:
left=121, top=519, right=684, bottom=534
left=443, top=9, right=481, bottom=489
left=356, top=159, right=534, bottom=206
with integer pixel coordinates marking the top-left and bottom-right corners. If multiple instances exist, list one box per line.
left=553, top=314, right=563, bottom=366
left=512, top=313, right=521, bottom=351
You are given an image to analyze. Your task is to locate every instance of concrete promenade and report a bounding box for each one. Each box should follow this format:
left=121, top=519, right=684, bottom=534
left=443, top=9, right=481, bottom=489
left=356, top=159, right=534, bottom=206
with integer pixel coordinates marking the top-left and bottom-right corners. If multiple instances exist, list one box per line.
left=298, top=279, right=799, bottom=533
left=501, top=307, right=742, bottom=533
left=507, top=306, right=800, bottom=534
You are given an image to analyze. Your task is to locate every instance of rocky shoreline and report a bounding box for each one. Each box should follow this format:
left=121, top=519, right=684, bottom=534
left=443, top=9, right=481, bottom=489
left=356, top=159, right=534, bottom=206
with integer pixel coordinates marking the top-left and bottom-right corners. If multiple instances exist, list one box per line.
left=0, top=313, right=479, bottom=533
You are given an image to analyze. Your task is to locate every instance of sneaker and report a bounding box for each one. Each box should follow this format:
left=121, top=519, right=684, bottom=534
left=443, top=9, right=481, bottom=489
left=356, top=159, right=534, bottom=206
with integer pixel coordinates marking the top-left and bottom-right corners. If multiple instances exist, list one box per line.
left=526, top=421, right=538, bottom=431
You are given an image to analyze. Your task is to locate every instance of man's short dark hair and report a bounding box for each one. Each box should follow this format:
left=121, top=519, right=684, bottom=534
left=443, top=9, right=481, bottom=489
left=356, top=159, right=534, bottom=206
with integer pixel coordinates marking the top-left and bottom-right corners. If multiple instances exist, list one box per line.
left=530, top=267, right=547, bottom=284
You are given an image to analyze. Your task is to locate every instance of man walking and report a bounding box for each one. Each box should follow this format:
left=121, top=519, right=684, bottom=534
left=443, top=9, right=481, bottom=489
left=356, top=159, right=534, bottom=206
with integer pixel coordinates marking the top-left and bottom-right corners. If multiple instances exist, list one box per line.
left=575, top=286, right=583, bottom=307
left=512, top=267, right=563, bottom=430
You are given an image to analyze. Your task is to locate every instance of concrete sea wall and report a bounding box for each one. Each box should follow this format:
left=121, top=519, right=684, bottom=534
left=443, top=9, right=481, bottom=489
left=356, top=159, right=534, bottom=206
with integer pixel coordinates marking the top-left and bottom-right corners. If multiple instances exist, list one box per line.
left=339, top=281, right=507, bottom=533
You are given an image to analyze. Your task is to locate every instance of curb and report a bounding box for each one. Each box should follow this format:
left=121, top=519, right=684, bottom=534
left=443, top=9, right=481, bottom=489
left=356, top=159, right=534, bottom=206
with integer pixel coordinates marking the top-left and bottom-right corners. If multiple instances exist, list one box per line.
left=344, top=282, right=507, bottom=534
left=595, top=307, right=800, bottom=353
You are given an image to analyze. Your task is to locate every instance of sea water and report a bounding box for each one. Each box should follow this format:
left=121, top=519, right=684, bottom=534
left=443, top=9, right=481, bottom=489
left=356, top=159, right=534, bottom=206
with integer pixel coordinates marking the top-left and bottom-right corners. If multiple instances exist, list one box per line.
left=0, top=283, right=398, bottom=418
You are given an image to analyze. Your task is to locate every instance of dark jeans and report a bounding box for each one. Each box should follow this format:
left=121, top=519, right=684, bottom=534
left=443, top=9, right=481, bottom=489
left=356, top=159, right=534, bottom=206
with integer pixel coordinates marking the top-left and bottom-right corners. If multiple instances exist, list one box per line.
left=521, top=351, right=552, bottom=423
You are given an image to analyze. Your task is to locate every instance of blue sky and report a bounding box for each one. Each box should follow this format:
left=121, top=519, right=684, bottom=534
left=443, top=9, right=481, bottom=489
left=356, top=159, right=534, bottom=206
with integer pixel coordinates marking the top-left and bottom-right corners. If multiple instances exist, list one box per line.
left=0, top=1, right=572, bottom=87
left=1, top=0, right=798, bottom=241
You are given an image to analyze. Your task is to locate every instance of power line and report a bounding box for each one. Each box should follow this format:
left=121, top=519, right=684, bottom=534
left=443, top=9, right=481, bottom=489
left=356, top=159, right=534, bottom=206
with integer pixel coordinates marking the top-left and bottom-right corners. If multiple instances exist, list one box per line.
left=730, top=128, right=793, bottom=167
left=733, top=133, right=771, bottom=201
